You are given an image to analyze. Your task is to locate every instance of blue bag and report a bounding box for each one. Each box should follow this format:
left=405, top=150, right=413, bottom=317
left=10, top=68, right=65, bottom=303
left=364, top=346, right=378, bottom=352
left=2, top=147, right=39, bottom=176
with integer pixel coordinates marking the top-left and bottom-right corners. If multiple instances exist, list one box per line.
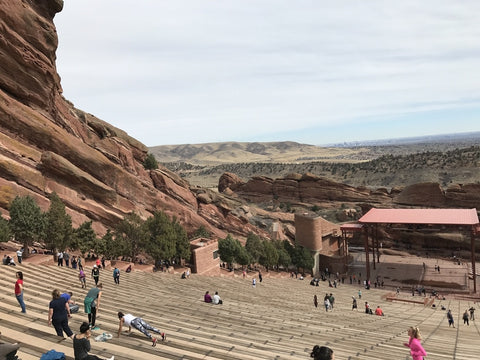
left=40, top=350, right=66, bottom=360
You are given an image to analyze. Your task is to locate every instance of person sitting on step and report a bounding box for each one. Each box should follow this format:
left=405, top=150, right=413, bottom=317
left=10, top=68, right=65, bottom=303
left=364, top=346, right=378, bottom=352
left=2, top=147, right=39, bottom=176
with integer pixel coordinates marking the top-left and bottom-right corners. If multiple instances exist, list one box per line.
left=73, top=322, right=114, bottom=360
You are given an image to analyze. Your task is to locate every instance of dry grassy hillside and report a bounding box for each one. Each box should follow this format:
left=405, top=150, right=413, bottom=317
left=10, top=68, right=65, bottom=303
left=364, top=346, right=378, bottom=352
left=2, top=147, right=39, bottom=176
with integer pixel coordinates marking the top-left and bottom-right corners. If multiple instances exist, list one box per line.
left=150, top=134, right=480, bottom=189
left=150, top=141, right=366, bottom=164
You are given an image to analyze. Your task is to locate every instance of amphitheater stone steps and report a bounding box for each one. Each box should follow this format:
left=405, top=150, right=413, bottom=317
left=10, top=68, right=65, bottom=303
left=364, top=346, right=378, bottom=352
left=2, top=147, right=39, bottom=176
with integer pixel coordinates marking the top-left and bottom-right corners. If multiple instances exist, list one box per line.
left=0, top=262, right=479, bottom=359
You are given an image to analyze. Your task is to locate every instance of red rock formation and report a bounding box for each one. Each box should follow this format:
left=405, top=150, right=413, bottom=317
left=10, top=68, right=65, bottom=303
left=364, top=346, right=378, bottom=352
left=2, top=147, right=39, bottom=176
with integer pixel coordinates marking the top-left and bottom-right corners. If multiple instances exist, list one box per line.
left=0, top=0, right=276, bottom=240
left=220, top=172, right=391, bottom=204
left=1, top=1, right=478, bottom=248
left=218, top=172, right=244, bottom=193
left=393, top=182, right=446, bottom=207
left=220, top=172, right=480, bottom=214
left=445, top=183, right=480, bottom=208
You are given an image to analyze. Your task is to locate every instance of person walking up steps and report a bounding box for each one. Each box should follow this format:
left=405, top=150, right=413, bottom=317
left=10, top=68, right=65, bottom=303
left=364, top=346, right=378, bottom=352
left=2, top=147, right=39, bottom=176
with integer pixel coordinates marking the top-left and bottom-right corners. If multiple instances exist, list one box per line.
left=447, top=309, right=455, bottom=328
left=463, top=309, right=469, bottom=325
left=48, top=289, right=74, bottom=339
left=117, top=312, right=165, bottom=347
left=79, top=268, right=87, bottom=289
left=14, top=271, right=26, bottom=313
left=113, top=267, right=120, bottom=285
left=91, top=265, right=100, bottom=286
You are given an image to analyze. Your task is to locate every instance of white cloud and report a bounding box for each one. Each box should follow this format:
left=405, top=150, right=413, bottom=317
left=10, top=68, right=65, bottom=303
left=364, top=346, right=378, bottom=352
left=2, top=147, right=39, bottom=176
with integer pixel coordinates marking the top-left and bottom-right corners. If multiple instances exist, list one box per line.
left=54, top=0, right=480, bottom=146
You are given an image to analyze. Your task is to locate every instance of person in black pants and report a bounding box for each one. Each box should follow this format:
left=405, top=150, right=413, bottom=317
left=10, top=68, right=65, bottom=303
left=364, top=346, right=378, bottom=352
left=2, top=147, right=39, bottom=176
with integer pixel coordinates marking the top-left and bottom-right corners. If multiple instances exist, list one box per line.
left=48, top=289, right=74, bottom=339
left=84, top=284, right=103, bottom=330
left=73, top=322, right=114, bottom=360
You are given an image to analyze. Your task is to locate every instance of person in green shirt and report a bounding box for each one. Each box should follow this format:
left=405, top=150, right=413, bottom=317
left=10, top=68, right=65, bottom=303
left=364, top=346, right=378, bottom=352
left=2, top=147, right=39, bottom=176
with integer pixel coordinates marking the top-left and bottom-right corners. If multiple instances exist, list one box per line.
left=84, top=283, right=103, bottom=330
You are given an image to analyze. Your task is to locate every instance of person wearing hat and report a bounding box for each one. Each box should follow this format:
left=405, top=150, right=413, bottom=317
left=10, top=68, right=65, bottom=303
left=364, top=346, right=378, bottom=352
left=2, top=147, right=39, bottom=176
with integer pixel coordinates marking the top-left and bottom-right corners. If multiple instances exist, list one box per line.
left=91, top=265, right=100, bottom=286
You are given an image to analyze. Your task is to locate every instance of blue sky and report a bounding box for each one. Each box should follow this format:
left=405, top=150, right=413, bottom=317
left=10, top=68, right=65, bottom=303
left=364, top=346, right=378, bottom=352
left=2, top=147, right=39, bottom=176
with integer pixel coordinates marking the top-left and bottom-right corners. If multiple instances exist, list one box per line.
left=54, top=1, right=480, bottom=146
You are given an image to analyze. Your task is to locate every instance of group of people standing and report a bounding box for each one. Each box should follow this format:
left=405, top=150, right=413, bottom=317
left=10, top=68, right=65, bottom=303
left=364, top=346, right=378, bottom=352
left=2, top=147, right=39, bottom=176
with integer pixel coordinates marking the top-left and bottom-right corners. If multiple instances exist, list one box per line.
left=11, top=265, right=166, bottom=359
left=56, top=251, right=83, bottom=269
left=312, top=293, right=335, bottom=311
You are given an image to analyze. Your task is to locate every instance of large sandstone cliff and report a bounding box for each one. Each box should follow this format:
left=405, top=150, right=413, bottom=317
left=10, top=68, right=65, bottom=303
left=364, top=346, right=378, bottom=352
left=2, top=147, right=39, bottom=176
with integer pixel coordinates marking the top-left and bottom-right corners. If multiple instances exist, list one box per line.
left=0, top=0, right=271, bottom=239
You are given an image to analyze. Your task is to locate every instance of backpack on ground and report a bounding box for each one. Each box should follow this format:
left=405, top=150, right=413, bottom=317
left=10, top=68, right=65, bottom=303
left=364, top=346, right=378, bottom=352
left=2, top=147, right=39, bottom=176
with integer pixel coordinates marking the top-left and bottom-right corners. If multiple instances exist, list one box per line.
left=70, top=303, right=80, bottom=313
left=40, top=349, right=66, bottom=360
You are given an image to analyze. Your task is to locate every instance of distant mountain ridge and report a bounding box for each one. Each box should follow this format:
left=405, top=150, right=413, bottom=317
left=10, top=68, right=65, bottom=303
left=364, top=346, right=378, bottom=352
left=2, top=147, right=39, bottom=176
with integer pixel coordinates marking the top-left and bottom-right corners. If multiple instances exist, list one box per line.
left=150, top=131, right=480, bottom=165
left=150, top=141, right=367, bottom=165
left=151, top=134, right=480, bottom=189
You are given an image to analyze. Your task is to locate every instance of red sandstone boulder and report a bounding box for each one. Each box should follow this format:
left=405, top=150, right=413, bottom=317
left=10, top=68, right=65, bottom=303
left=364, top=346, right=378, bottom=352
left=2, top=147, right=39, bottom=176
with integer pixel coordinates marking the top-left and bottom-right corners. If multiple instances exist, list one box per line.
left=218, top=172, right=245, bottom=193
left=445, top=183, right=480, bottom=208
left=394, top=182, right=446, bottom=207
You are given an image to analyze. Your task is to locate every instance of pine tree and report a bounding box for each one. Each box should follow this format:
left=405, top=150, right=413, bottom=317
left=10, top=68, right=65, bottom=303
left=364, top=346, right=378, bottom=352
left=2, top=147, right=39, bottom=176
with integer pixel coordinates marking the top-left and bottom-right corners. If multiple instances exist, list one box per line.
left=44, top=192, right=72, bottom=252
left=143, top=153, right=158, bottom=170
left=115, top=212, right=148, bottom=260
left=72, top=221, right=97, bottom=256
left=9, top=195, right=44, bottom=256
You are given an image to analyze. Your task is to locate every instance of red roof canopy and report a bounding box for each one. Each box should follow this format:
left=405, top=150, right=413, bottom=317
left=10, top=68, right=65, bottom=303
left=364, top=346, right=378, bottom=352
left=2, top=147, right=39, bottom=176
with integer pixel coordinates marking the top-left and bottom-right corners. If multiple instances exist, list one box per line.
left=359, top=208, right=479, bottom=226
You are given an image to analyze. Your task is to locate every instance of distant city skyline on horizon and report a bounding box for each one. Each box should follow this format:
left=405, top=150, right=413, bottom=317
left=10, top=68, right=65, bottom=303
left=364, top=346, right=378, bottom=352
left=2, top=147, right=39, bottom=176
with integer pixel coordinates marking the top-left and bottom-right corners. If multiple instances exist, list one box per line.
left=54, top=1, right=479, bottom=147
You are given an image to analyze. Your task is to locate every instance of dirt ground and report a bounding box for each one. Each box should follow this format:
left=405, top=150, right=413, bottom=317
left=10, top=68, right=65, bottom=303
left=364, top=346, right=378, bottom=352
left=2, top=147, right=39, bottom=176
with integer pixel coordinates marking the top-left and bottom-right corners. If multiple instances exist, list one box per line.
left=349, top=249, right=479, bottom=296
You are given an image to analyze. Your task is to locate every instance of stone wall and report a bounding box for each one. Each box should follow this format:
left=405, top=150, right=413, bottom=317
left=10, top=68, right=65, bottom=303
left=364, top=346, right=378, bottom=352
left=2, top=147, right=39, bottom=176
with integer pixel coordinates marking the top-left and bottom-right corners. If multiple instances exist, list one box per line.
left=295, top=213, right=324, bottom=251
left=190, top=238, right=220, bottom=275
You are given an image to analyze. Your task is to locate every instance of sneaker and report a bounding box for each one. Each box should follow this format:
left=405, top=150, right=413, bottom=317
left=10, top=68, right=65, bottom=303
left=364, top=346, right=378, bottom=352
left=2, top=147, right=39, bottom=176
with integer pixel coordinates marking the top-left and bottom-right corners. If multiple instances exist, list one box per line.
left=91, top=326, right=100, bottom=331
left=161, top=332, right=166, bottom=341
left=152, top=337, right=157, bottom=347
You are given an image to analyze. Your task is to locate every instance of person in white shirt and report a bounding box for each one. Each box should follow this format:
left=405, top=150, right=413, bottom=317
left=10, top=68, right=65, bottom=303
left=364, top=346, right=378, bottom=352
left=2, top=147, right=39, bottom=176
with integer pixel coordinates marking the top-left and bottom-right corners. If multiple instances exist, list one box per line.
left=213, top=291, right=223, bottom=305
left=117, top=312, right=166, bottom=347
left=16, top=248, right=23, bottom=264
left=57, top=251, right=63, bottom=266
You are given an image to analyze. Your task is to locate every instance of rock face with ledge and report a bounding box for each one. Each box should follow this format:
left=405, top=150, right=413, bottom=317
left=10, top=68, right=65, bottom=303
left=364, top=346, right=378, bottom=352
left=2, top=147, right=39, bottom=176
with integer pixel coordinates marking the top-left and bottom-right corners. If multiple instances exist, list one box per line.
left=219, top=172, right=480, bottom=211
left=1, top=1, right=478, bottom=244
left=0, top=0, right=274, bottom=240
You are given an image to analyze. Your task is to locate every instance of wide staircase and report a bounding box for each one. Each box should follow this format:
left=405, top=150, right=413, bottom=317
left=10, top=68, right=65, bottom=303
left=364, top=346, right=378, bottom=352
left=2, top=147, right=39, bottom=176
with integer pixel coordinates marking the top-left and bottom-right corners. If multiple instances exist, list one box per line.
left=0, top=262, right=479, bottom=359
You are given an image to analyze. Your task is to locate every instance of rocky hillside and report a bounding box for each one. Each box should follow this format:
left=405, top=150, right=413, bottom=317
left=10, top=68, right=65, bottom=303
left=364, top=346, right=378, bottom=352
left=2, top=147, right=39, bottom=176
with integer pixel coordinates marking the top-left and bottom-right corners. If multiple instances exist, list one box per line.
left=1, top=1, right=477, bottom=251
left=219, top=172, right=480, bottom=214
left=150, top=141, right=367, bottom=164
left=0, top=0, right=275, bottom=241
left=159, top=143, right=480, bottom=189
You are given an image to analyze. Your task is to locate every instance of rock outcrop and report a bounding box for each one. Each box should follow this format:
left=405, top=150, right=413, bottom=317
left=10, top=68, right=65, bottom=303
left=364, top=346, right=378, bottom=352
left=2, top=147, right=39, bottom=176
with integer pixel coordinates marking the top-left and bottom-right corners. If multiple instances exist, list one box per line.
left=219, top=173, right=480, bottom=211
left=0, top=0, right=271, bottom=240
left=394, top=182, right=480, bottom=209
left=219, top=172, right=391, bottom=204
